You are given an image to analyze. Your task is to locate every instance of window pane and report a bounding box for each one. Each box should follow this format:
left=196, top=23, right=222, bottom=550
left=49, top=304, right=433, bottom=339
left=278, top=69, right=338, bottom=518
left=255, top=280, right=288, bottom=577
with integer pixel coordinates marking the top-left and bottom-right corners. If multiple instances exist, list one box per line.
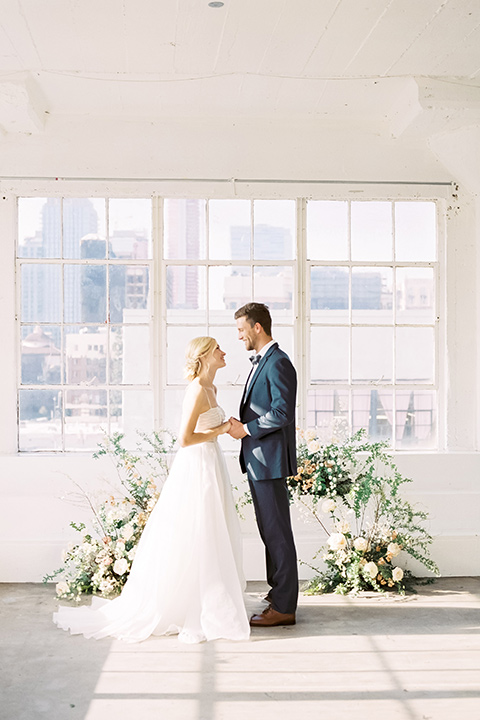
left=110, top=390, right=154, bottom=448
left=352, top=267, right=393, bottom=324
left=396, top=389, right=436, bottom=448
left=166, top=265, right=206, bottom=323
left=18, top=198, right=61, bottom=259
left=21, top=325, right=61, bottom=384
left=253, top=200, right=295, bottom=260
left=307, top=201, right=348, bottom=261
left=352, top=327, right=393, bottom=382
left=64, top=389, right=107, bottom=450
left=164, top=199, right=206, bottom=260
left=352, top=388, right=393, bottom=443
left=396, top=327, right=434, bottom=383
left=164, top=388, right=185, bottom=436
left=396, top=267, right=435, bottom=324
left=63, top=198, right=106, bottom=259
left=167, top=326, right=207, bottom=384
left=395, top=202, right=436, bottom=261
left=209, top=266, right=251, bottom=324
left=18, top=389, right=62, bottom=451
left=307, top=388, right=349, bottom=441
left=109, top=199, right=152, bottom=260
left=310, top=267, right=349, bottom=324
left=65, top=326, right=107, bottom=385
left=273, top=327, right=294, bottom=364
left=310, top=327, right=349, bottom=383
left=21, top=264, right=62, bottom=322
left=110, top=265, right=150, bottom=323
left=208, top=326, right=251, bottom=387
left=110, top=326, right=150, bottom=384
left=254, top=266, right=293, bottom=323
left=351, top=201, right=392, bottom=261
left=64, top=265, right=106, bottom=323
left=209, top=199, right=251, bottom=260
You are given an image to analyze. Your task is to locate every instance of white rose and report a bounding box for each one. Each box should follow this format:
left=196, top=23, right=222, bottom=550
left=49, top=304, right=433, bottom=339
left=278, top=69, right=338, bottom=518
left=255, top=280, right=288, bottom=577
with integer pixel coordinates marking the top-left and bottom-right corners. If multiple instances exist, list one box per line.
left=113, top=558, right=128, bottom=576
left=387, top=542, right=401, bottom=557
left=353, top=537, right=368, bottom=552
left=99, top=578, right=115, bottom=594
left=121, top=524, right=135, bottom=541
left=55, top=581, right=69, bottom=596
left=364, top=561, right=378, bottom=579
left=327, top=533, right=347, bottom=551
left=322, top=499, right=336, bottom=513
left=127, top=547, right=137, bottom=561
left=337, top=520, right=350, bottom=534
left=114, top=539, right=125, bottom=553
left=307, top=440, right=321, bottom=454
left=392, top=567, right=404, bottom=582
left=305, top=429, right=317, bottom=442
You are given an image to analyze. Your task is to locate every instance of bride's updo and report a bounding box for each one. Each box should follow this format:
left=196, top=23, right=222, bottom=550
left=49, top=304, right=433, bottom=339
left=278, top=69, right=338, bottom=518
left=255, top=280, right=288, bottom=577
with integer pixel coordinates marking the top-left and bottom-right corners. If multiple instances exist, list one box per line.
left=184, top=336, right=217, bottom=380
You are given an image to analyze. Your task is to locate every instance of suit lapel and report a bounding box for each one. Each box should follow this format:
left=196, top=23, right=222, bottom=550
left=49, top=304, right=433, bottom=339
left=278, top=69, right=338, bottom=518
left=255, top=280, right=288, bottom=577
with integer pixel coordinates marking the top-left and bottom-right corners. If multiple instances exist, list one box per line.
left=240, top=343, right=278, bottom=411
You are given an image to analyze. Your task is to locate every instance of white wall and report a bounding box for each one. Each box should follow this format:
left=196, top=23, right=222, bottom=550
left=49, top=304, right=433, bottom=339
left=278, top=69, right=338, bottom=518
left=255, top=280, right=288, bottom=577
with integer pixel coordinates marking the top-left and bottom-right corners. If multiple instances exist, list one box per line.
left=0, top=117, right=479, bottom=582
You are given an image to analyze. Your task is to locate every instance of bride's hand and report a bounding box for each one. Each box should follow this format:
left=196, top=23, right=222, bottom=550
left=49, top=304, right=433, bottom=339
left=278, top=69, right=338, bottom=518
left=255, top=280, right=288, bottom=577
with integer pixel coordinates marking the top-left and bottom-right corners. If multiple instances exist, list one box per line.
left=218, top=420, right=231, bottom=435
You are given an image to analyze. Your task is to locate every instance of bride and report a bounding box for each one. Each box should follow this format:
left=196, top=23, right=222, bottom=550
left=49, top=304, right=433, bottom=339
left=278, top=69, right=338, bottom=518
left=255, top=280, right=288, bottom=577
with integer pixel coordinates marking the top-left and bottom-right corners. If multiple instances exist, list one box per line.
left=53, top=336, right=251, bottom=644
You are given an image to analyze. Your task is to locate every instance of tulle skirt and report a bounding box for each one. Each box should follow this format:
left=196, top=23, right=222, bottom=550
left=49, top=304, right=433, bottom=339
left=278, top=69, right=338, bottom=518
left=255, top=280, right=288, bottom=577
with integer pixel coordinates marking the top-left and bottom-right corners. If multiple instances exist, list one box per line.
left=53, top=440, right=251, bottom=644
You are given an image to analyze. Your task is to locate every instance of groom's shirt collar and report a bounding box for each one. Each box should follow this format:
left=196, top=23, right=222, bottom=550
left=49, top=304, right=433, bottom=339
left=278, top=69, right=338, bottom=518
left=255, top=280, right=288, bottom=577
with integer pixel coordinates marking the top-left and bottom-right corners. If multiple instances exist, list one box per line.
left=255, top=339, right=276, bottom=360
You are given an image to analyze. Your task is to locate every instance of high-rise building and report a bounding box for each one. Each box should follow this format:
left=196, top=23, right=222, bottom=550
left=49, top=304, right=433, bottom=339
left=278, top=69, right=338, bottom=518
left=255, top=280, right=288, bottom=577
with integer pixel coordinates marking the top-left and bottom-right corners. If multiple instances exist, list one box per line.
left=165, top=199, right=200, bottom=309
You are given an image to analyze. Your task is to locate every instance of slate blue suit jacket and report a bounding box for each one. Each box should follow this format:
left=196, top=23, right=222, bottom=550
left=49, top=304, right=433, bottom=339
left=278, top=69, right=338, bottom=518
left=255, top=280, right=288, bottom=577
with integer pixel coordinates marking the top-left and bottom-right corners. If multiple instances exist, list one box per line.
left=239, top=342, right=297, bottom=481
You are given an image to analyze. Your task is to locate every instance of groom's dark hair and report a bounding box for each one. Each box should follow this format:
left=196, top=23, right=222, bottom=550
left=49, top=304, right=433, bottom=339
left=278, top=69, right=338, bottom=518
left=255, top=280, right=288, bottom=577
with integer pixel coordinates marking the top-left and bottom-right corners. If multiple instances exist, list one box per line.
left=234, top=302, right=272, bottom=336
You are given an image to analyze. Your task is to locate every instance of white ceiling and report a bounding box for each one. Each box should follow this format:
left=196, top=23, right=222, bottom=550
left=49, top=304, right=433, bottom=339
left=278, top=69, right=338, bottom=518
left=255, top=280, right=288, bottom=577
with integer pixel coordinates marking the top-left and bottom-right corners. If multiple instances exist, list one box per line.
left=1, top=0, right=480, bottom=128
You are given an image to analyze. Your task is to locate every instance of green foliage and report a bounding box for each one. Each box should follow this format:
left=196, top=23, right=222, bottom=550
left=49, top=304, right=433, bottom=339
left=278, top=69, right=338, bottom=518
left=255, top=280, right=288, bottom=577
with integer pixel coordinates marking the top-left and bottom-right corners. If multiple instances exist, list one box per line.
left=288, top=428, right=440, bottom=595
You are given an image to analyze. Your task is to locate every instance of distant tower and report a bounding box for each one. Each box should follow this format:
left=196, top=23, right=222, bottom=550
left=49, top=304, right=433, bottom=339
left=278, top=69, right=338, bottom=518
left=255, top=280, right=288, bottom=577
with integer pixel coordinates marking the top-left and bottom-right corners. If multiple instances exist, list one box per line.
left=165, top=199, right=200, bottom=309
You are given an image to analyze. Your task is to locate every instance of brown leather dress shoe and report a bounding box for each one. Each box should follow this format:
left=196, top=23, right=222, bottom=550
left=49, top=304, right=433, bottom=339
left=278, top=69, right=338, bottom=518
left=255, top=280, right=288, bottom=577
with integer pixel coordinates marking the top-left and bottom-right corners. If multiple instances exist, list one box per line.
left=250, top=606, right=296, bottom=627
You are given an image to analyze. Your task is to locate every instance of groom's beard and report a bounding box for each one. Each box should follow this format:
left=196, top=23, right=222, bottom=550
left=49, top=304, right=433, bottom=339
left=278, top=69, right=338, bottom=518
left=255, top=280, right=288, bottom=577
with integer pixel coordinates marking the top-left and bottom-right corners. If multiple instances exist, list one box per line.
left=243, top=339, right=255, bottom=352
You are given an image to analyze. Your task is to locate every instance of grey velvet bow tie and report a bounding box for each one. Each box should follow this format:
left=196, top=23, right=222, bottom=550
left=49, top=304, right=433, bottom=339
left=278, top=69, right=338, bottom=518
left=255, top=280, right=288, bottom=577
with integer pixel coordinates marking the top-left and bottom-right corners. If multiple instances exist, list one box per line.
left=250, top=354, right=261, bottom=366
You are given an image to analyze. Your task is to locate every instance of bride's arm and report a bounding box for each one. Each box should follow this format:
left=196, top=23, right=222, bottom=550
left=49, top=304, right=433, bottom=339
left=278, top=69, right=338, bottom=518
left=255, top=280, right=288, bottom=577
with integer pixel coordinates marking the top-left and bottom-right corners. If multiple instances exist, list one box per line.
left=178, top=387, right=231, bottom=447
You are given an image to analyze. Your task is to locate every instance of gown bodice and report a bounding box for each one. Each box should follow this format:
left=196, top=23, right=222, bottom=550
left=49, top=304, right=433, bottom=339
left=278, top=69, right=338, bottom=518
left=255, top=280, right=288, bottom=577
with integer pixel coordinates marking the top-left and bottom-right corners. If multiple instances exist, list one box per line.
left=195, top=406, right=225, bottom=433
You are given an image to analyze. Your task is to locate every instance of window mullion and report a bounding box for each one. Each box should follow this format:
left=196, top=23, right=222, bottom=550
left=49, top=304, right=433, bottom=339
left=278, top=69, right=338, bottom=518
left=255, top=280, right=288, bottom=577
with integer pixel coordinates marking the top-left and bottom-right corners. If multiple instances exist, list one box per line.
left=296, top=199, right=307, bottom=431
left=153, top=196, right=164, bottom=431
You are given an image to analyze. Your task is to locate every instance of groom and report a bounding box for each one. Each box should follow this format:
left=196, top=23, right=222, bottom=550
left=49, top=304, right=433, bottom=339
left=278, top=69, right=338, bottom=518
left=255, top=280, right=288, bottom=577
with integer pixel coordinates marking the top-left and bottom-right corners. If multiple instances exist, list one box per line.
left=228, top=302, right=298, bottom=627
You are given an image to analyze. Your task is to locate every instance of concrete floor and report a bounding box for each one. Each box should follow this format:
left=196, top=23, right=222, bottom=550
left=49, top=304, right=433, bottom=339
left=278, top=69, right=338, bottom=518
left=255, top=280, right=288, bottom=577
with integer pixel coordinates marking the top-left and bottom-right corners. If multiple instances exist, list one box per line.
left=1, top=579, right=480, bottom=720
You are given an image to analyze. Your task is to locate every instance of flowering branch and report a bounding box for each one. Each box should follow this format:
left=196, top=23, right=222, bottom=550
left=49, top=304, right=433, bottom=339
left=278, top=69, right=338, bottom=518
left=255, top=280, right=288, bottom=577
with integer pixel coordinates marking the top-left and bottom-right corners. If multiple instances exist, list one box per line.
left=288, top=428, right=440, bottom=595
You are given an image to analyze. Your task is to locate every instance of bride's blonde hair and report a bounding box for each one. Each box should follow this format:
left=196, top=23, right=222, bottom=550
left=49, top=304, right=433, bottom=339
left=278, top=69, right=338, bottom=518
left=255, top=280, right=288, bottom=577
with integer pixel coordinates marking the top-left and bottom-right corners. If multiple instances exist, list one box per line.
left=184, top=336, right=217, bottom=381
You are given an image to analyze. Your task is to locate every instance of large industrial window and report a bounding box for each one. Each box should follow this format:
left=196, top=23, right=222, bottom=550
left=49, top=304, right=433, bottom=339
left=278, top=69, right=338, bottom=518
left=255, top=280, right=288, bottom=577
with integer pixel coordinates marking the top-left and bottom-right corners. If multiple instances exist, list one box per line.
left=16, top=195, right=439, bottom=451
left=306, top=200, right=438, bottom=449
left=17, top=197, right=153, bottom=451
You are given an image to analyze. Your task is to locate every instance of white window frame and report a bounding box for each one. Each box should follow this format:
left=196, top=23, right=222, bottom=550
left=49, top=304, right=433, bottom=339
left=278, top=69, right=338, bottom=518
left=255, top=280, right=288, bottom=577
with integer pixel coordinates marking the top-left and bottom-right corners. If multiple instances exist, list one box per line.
left=16, top=196, right=154, bottom=452
left=12, top=183, right=448, bottom=452
left=301, top=197, right=442, bottom=450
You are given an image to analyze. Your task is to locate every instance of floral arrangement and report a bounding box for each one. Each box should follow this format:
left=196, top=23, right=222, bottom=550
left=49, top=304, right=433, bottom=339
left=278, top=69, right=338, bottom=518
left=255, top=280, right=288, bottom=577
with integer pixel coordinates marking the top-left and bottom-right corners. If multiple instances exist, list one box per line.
left=44, top=431, right=176, bottom=601
left=287, top=429, right=440, bottom=595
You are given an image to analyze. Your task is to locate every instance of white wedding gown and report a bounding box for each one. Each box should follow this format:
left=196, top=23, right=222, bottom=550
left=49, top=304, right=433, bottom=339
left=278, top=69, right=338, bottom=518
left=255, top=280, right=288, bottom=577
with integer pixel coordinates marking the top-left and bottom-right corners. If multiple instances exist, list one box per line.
left=53, top=406, right=251, bottom=644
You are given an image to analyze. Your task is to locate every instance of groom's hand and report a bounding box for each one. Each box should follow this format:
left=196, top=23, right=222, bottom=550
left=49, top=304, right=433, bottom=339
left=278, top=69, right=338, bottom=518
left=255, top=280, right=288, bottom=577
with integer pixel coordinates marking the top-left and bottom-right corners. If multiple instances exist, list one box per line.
left=228, top=417, right=247, bottom=439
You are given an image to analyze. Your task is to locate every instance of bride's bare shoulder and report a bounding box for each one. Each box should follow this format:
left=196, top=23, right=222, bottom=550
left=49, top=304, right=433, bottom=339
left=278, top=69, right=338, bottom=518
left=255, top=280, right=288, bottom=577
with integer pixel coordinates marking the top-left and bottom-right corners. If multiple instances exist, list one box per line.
left=184, top=379, right=202, bottom=400
left=183, top=379, right=208, bottom=412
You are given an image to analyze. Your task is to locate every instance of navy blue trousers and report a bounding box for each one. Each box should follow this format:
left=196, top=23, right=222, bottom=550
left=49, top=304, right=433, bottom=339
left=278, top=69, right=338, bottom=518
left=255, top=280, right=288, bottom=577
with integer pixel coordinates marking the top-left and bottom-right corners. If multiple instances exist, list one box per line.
left=248, top=477, right=298, bottom=615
